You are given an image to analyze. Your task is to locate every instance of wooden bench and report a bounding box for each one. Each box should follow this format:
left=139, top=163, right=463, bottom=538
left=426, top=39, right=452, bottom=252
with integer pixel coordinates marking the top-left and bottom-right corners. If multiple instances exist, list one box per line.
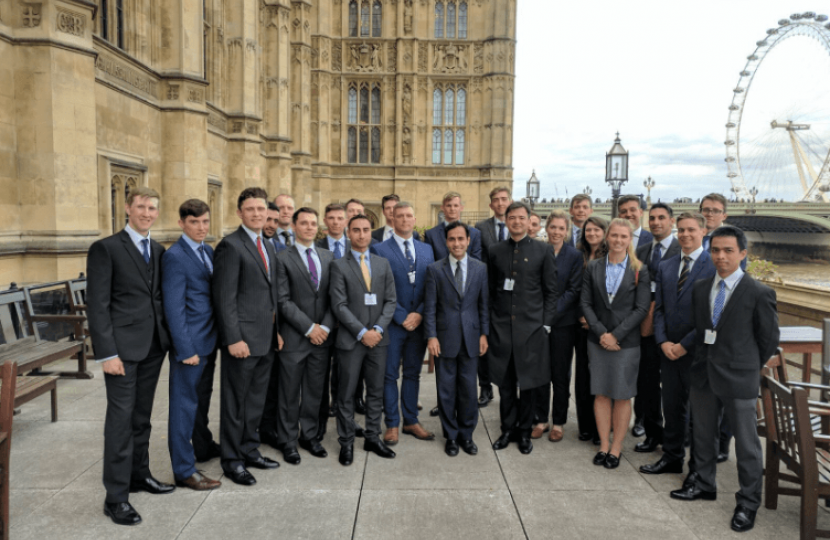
left=0, top=376, right=58, bottom=423
left=0, top=362, right=18, bottom=539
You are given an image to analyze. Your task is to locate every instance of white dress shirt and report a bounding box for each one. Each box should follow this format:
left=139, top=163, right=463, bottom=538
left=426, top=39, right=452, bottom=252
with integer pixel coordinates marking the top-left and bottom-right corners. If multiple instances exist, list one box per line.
left=678, top=245, right=704, bottom=277
left=709, top=267, right=744, bottom=319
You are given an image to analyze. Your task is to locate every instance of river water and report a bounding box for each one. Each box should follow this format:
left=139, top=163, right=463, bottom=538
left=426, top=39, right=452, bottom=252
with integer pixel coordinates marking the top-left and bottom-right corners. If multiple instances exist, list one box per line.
left=774, top=261, right=830, bottom=290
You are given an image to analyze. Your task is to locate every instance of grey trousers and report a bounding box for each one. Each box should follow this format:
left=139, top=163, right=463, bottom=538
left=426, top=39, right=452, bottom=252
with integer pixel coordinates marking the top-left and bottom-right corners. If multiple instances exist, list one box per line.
left=336, top=343, right=386, bottom=447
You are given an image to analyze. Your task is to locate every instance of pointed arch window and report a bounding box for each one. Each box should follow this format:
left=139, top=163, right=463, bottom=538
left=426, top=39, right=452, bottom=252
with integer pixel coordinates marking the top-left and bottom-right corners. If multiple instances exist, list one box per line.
left=372, top=1, right=382, bottom=38
left=444, top=89, right=454, bottom=126
left=455, top=130, right=465, bottom=165
left=360, top=87, right=370, bottom=124
left=348, top=127, right=357, bottom=163
left=371, top=127, right=381, bottom=163
left=459, top=2, right=468, bottom=38
left=349, top=1, right=358, bottom=37
left=347, top=83, right=382, bottom=164
left=431, top=84, right=467, bottom=165
left=443, top=129, right=453, bottom=165
left=433, top=89, right=443, bottom=126
left=434, top=2, right=444, bottom=38
left=435, top=0, right=467, bottom=39
left=456, top=89, right=466, bottom=125
left=359, top=128, right=369, bottom=163
left=371, top=87, right=381, bottom=124
left=446, top=2, right=456, bottom=39
left=432, top=129, right=442, bottom=164
left=348, top=88, right=358, bottom=123
left=360, top=1, right=370, bottom=36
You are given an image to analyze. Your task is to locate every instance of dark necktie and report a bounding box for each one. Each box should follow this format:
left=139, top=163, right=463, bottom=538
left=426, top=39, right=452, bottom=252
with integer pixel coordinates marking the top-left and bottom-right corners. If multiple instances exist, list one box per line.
left=256, top=236, right=269, bottom=275
left=306, top=249, right=319, bottom=290
left=702, top=235, right=710, bottom=251
left=498, top=222, right=506, bottom=241
left=404, top=240, right=416, bottom=273
left=573, top=227, right=580, bottom=245
left=198, top=245, right=212, bottom=274
left=651, top=243, right=662, bottom=274
left=455, top=261, right=464, bottom=296
left=333, top=240, right=342, bottom=260
left=281, top=231, right=292, bottom=247
left=141, top=238, right=150, bottom=265
left=677, top=256, right=691, bottom=294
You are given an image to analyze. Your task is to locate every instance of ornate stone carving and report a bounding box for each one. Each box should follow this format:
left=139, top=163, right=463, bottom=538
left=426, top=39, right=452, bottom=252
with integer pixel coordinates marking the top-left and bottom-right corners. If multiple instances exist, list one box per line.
left=167, top=83, right=180, bottom=100
left=387, top=45, right=397, bottom=72
left=349, top=42, right=383, bottom=72
left=418, top=42, right=427, bottom=73
left=474, top=44, right=484, bottom=74
left=403, top=42, right=413, bottom=71
left=56, top=9, right=84, bottom=36
left=402, top=85, right=412, bottom=125
left=22, top=4, right=42, bottom=28
left=246, top=122, right=258, bottom=135
left=208, top=112, right=227, bottom=132
left=404, top=1, right=414, bottom=35
left=231, top=122, right=244, bottom=133
left=332, top=45, right=342, bottom=71
left=402, top=126, right=412, bottom=163
left=96, top=54, right=159, bottom=98
left=471, top=77, right=482, bottom=93
left=417, top=78, right=427, bottom=93
left=246, top=40, right=257, bottom=53
left=434, top=44, right=467, bottom=73
left=188, top=88, right=204, bottom=103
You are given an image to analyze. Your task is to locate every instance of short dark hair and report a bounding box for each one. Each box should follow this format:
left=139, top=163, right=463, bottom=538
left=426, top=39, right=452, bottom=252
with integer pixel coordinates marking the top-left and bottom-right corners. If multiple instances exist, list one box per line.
left=179, top=199, right=210, bottom=220
left=382, top=194, right=400, bottom=208
left=570, top=194, right=593, bottom=209
left=292, top=207, right=318, bottom=224
left=505, top=201, right=530, bottom=218
left=237, top=187, right=268, bottom=209
left=709, top=225, right=747, bottom=251
left=649, top=202, right=673, bottom=217
left=348, top=214, right=372, bottom=228
left=325, top=203, right=346, bottom=216
left=345, top=198, right=365, bottom=209
left=267, top=201, right=279, bottom=212
left=529, top=211, right=541, bottom=220
left=444, top=221, right=469, bottom=239
left=700, top=193, right=728, bottom=213
left=617, top=194, right=641, bottom=210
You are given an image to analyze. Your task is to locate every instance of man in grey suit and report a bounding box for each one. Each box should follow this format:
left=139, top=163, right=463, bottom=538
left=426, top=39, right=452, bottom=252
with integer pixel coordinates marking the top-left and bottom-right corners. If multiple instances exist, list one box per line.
left=213, top=187, right=282, bottom=486
left=670, top=226, right=779, bottom=534
left=330, top=214, right=398, bottom=466
left=276, top=207, right=334, bottom=465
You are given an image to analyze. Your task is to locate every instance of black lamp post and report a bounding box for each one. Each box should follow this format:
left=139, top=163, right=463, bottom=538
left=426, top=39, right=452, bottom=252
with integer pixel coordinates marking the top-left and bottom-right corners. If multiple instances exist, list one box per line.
left=527, top=170, right=540, bottom=210
left=605, top=132, right=629, bottom=218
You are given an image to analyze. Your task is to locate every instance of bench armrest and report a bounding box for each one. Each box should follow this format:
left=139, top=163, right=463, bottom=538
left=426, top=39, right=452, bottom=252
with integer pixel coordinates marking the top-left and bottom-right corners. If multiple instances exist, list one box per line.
left=28, top=314, right=87, bottom=323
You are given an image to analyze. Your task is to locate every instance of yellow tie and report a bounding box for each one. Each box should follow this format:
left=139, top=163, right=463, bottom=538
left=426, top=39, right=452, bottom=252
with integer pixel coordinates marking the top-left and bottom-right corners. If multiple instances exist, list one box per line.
left=360, top=253, right=372, bottom=292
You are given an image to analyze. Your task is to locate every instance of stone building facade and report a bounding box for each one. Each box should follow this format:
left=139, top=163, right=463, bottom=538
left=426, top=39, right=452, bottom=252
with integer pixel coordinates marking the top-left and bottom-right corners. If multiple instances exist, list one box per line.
left=0, top=0, right=517, bottom=283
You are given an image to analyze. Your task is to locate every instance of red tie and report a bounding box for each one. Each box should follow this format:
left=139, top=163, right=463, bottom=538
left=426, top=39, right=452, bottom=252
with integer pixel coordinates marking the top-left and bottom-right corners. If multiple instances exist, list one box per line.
left=256, top=236, right=269, bottom=272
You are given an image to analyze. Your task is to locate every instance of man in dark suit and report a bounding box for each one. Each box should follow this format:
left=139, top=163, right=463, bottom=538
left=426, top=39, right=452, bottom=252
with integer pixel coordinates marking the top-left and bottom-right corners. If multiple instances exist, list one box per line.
left=162, top=199, right=222, bottom=492
left=372, top=194, right=421, bottom=243
left=425, top=222, right=489, bottom=456
left=566, top=194, right=593, bottom=247
left=474, top=186, right=512, bottom=407
left=274, top=193, right=296, bottom=247
left=633, top=202, right=680, bottom=452
left=424, top=191, right=482, bottom=261
left=371, top=202, right=436, bottom=445
left=263, top=201, right=287, bottom=254
left=275, top=207, right=334, bottom=464
left=618, top=195, right=653, bottom=249
left=330, top=214, right=398, bottom=465
left=488, top=202, right=558, bottom=455
left=641, top=212, right=715, bottom=480
left=213, top=187, right=282, bottom=486
left=670, top=226, right=779, bottom=534
left=87, top=187, right=173, bottom=526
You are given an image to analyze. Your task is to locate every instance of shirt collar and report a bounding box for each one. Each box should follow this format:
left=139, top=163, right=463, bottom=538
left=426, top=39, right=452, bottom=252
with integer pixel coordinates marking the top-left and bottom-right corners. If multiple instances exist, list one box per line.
left=606, top=254, right=629, bottom=269
left=715, top=267, right=744, bottom=291
left=125, top=223, right=150, bottom=243
left=654, top=235, right=673, bottom=251
left=327, top=235, right=344, bottom=247
left=352, top=249, right=370, bottom=262
left=449, top=253, right=467, bottom=266
left=494, top=217, right=506, bottom=227
left=276, top=227, right=293, bottom=237
left=633, top=227, right=642, bottom=237
left=240, top=224, right=263, bottom=244
left=393, top=232, right=414, bottom=248
left=296, top=242, right=315, bottom=257
left=683, top=245, right=704, bottom=261
left=181, top=233, right=204, bottom=251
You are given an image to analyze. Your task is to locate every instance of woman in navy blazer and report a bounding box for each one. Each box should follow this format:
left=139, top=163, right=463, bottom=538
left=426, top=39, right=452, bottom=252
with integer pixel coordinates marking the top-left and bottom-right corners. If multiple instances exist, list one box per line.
left=580, top=218, right=650, bottom=469
left=532, top=210, right=583, bottom=443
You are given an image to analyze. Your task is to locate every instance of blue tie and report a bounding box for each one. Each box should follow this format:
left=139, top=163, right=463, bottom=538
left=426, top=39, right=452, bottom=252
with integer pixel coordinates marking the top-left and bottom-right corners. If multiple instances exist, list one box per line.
left=703, top=235, right=710, bottom=251
left=712, top=280, right=727, bottom=327
left=498, top=222, right=506, bottom=241
left=199, top=245, right=212, bottom=274
left=651, top=243, right=662, bottom=275
left=573, top=227, right=580, bottom=245
left=404, top=240, right=416, bottom=273
left=141, top=239, right=150, bottom=265
left=333, top=240, right=342, bottom=260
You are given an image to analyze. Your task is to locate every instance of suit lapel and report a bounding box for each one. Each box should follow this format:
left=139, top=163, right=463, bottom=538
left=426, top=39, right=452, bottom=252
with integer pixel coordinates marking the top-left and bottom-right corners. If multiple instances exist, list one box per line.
left=239, top=227, right=269, bottom=280
left=715, top=275, right=750, bottom=331
left=288, top=245, right=316, bottom=292
left=598, top=258, right=612, bottom=309
left=179, top=236, right=211, bottom=279
left=119, top=230, right=152, bottom=292
left=347, top=252, right=370, bottom=293
left=442, top=258, right=462, bottom=297
left=680, top=251, right=708, bottom=300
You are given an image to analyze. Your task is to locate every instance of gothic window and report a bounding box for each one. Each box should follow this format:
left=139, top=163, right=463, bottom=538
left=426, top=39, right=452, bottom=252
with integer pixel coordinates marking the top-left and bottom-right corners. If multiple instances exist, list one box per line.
left=100, top=0, right=109, bottom=40
left=371, top=87, right=381, bottom=124
left=359, top=87, right=369, bottom=124
left=371, top=128, right=381, bottom=163
left=349, top=1, right=359, bottom=37
left=348, top=127, right=357, bottom=163
left=110, top=173, right=137, bottom=234
left=431, top=84, right=467, bottom=165
left=444, top=129, right=453, bottom=165
left=372, top=1, right=382, bottom=38
left=433, top=89, right=442, bottom=126
left=459, top=2, right=468, bottom=38
left=435, top=1, right=467, bottom=39
left=447, top=2, right=456, bottom=39
left=359, top=129, right=369, bottom=163
left=444, top=89, right=454, bottom=125
left=348, top=88, right=358, bottom=123
left=347, top=83, right=382, bottom=164
left=116, top=0, right=125, bottom=49
left=434, top=2, right=444, bottom=39
left=96, top=0, right=127, bottom=50
left=208, top=180, right=222, bottom=238
left=432, top=130, right=442, bottom=164
left=456, top=89, right=466, bottom=125
left=455, top=130, right=465, bottom=164
left=360, top=1, right=370, bottom=37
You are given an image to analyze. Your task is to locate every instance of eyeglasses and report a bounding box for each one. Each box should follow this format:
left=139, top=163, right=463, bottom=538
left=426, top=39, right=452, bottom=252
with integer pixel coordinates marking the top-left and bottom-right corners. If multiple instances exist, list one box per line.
left=700, top=208, right=724, bottom=215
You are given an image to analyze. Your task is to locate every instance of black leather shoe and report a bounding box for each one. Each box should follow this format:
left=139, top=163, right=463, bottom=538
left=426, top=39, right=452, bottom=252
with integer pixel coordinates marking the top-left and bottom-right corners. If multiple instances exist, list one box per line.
left=430, top=406, right=440, bottom=417
left=299, top=439, right=328, bottom=458
left=354, top=423, right=365, bottom=438
left=631, top=419, right=645, bottom=438
left=104, top=502, right=142, bottom=526
left=129, top=476, right=175, bottom=495
left=354, top=398, right=367, bottom=415
left=478, top=387, right=493, bottom=407
left=225, top=466, right=256, bottom=486
left=634, top=437, right=661, bottom=453
left=445, top=439, right=459, bottom=457
left=592, top=436, right=601, bottom=446
left=246, top=456, right=280, bottom=469
left=260, top=430, right=280, bottom=450
left=194, top=442, right=222, bottom=463
left=339, top=445, right=354, bottom=466
left=640, top=457, right=684, bottom=475
left=593, top=451, right=607, bottom=466
left=603, top=453, right=621, bottom=469
left=492, top=432, right=511, bottom=450
left=683, top=471, right=699, bottom=488
left=731, top=505, right=756, bottom=532
left=282, top=448, right=301, bottom=465
left=460, top=439, right=478, bottom=455
left=717, top=452, right=729, bottom=463
left=670, top=484, right=717, bottom=501
left=364, top=439, right=396, bottom=459
left=518, top=437, right=533, bottom=454
left=578, top=432, right=592, bottom=441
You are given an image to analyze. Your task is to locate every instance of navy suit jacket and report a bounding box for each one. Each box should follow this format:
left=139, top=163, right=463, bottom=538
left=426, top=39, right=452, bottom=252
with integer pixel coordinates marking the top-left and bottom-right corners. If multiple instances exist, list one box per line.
left=161, top=236, right=217, bottom=362
left=551, top=243, right=583, bottom=328
left=372, top=227, right=420, bottom=244
left=268, top=236, right=287, bottom=254
left=424, top=257, right=489, bottom=358
left=637, top=229, right=654, bottom=249
left=424, top=223, right=483, bottom=262
left=653, top=250, right=716, bottom=354
left=371, top=236, right=434, bottom=329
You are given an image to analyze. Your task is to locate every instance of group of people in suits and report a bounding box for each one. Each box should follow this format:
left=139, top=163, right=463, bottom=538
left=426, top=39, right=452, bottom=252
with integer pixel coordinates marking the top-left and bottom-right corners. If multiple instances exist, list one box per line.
left=88, top=184, right=777, bottom=534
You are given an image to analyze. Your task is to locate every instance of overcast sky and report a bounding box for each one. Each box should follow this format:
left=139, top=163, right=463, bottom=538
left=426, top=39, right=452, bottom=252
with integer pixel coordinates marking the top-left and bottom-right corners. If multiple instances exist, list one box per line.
left=512, top=1, right=830, bottom=203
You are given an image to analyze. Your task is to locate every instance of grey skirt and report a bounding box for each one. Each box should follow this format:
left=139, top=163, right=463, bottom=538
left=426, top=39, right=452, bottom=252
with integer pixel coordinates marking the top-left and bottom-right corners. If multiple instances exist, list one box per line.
left=587, top=341, right=640, bottom=400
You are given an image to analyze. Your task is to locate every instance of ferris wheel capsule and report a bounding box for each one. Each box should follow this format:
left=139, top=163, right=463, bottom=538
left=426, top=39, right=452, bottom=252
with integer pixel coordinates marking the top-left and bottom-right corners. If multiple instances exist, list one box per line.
left=756, top=40, right=768, bottom=46
left=729, top=104, right=740, bottom=111
left=791, top=13, right=802, bottom=20
left=767, top=29, right=778, bottom=35
left=803, top=12, right=816, bottom=19
left=779, top=19, right=791, bottom=26
left=816, top=14, right=828, bottom=22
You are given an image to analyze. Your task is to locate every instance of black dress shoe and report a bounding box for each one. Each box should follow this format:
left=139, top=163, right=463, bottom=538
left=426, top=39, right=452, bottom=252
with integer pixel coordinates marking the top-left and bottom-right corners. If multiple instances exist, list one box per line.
left=430, top=406, right=440, bottom=417
left=634, top=437, right=661, bottom=453
left=354, top=398, right=367, bottom=415
left=670, top=484, right=717, bottom=501
left=717, top=452, right=729, bottom=463
left=603, top=453, right=621, bottom=469
left=445, top=439, right=459, bottom=457
left=354, top=423, right=365, bottom=438
left=518, top=437, right=533, bottom=454
left=640, top=457, right=683, bottom=475
left=578, top=432, right=592, bottom=441
left=129, top=476, right=175, bottom=495
left=460, top=439, right=478, bottom=455
left=364, top=439, right=396, bottom=459
left=104, top=502, right=142, bottom=526
left=225, top=466, right=256, bottom=486
left=260, top=430, right=281, bottom=450
left=299, top=439, right=328, bottom=458
left=731, top=505, right=756, bottom=532
left=478, top=388, right=493, bottom=407
left=683, top=471, right=699, bottom=488
left=282, top=448, right=301, bottom=465
left=492, top=432, right=511, bottom=450
left=631, top=419, right=646, bottom=438
left=195, top=442, right=222, bottom=463
left=339, top=445, right=354, bottom=466
left=593, top=451, right=607, bottom=466
left=246, top=455, right=280, bottom=469
left=592, top=436, right=601, bottom=446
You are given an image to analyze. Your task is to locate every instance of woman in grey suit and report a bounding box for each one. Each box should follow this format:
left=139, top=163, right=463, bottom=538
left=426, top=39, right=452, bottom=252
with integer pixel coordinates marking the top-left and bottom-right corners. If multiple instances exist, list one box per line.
left=580, top=218, right=650, bottom=469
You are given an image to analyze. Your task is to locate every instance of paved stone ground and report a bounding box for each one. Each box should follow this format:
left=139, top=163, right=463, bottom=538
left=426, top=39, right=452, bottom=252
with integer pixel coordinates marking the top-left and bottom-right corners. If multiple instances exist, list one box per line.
left=7, top=356, right=827, bottom=539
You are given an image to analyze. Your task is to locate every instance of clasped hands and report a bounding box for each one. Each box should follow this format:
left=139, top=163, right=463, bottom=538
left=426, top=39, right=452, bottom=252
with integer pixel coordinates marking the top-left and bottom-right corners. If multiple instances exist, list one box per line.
left=599, top=333, right=621, bottom=352
left=307, top=324, right=329, bottom=346
left=660, top=341, right=687, bottom=361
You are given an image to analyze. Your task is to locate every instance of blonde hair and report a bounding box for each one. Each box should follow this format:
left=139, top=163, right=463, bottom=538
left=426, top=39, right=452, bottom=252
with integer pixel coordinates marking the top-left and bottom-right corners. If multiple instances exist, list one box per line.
left=126, top=186, right=160, bottom=207
left=545, top=210, right=571, bottom=240
left=442, top=191, right=462, bottom=205
left=608, top=218, right=642, bottom=272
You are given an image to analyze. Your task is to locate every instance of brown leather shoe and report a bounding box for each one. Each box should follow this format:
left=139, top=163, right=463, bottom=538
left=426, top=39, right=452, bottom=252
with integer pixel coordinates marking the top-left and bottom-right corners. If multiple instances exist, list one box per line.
left=383, top=427, right=399, bottom=446
left=402, top=423, right=435, bottom=441
left=531, top=423, right=549, bottom=439
left=549, top=426, right=564, bottom=443
left=175, top=472, right=221, bottom=491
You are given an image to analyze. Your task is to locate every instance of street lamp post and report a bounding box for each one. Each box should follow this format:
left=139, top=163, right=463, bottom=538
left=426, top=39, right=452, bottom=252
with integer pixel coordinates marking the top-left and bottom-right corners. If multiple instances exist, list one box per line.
left=584, top=185, right=592, bottom=199
left=749, top=186, right=759, bottom=214
left=605, top=132, right=629, bottom=218
left=643, top=176, right=655, bottom=205
left=527, top=170, right=540, bottom=210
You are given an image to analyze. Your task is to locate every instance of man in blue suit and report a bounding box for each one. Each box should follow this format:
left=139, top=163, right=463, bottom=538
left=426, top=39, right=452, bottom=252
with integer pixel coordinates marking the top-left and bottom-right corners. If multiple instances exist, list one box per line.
left=161, top=199, right=222, bottom=491
left=425, top=222, right=489, bottom=457
left=641, top=212, right=715, bottom=480
left=618, top=195, right=653, bottom=249
left=424, top=191, right=482, bottom=261
left=371, top=201, right=436, bottom=445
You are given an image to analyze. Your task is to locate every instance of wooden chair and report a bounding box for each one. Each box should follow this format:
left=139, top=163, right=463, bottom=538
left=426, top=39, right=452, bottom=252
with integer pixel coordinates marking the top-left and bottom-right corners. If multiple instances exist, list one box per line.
left=63, top=274, right=93, bottom=360
left=758, top=348, right=789, bottom=438
left=761, top=375, right=830, bottom=539
left=0, top=362, right=18, bottom=539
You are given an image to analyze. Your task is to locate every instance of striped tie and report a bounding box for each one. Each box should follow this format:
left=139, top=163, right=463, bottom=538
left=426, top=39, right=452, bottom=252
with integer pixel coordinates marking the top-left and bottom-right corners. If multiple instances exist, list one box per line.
left=677, top=256, right=691, bottom=294
left=712, top=280, right=727, bottom=327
